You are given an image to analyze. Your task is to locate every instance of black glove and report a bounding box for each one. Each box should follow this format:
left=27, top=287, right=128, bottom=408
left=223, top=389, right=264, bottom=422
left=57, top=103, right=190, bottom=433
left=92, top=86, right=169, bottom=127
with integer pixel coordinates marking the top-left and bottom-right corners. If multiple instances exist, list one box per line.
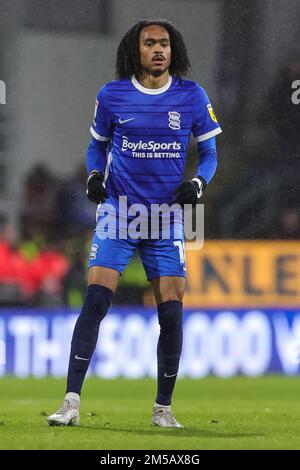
left=86, top=170, right=108, bottom=204
left=173, top=177, right=206, bottom=208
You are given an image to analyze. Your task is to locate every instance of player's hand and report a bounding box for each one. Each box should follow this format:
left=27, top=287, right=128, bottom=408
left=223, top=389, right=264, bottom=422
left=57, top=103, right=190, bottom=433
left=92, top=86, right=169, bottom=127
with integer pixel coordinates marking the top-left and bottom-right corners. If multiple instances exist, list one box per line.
left=173, top=178, right=204, bottom=208
left=86, top=170, right=108, bottom=204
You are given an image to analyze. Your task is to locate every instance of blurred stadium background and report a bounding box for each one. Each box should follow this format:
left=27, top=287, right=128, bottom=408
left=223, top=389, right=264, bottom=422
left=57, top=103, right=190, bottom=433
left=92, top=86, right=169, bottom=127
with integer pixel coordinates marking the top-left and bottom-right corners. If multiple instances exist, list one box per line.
left=0, top=0, right=300, bottom=395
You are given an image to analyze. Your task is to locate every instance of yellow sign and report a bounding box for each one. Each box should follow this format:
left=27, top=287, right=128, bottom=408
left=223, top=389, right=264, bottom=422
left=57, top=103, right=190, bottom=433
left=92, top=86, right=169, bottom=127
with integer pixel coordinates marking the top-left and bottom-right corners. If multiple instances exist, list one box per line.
left=207, top=104, right=218, bottom=123
left=144, top=241, right=300, bottom=307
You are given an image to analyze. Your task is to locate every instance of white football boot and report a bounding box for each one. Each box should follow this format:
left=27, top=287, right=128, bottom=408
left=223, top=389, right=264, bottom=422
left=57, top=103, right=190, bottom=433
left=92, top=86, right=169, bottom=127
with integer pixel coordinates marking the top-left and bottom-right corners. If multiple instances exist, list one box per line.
left=152, top=402, right=184, bottom=428
left=47, top=392, right=80, bottom=426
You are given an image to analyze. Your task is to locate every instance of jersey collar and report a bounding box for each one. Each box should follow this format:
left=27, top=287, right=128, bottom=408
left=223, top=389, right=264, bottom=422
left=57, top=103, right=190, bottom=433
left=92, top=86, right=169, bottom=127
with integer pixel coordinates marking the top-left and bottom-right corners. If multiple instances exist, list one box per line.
left=131, top=75, right=172, bottom=94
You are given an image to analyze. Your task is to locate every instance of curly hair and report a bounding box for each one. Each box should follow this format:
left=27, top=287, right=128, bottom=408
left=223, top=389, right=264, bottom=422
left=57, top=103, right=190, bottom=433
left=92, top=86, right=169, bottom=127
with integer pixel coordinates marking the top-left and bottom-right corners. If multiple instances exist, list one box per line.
left=116, top=19, right=190, bottom=79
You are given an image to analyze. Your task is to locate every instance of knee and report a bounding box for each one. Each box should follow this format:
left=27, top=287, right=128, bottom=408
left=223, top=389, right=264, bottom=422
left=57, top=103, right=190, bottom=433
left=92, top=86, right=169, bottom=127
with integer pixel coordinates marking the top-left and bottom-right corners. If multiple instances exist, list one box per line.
left=158, top=300, right=183, bottom=331
left=158, top=286, right=185, bottom=304
left=83, top=284, right=113, bottom=320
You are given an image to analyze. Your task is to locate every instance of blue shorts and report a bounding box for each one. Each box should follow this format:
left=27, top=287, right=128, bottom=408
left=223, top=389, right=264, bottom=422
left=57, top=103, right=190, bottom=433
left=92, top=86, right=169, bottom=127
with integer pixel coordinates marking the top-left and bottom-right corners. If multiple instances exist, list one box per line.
left=88, top=211, right=186, bottom=281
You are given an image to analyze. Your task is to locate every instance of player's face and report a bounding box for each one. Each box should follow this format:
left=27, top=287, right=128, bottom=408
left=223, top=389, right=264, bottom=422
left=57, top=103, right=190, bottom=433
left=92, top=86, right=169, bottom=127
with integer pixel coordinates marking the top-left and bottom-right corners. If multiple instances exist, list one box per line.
left=139, top=25, right=171, bottom=77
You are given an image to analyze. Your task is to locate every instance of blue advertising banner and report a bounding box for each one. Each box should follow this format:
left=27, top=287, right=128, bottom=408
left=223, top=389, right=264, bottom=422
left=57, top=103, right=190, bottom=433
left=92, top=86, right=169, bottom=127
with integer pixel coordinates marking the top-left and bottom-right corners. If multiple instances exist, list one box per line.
left=0, top=307, right=300, bottom=377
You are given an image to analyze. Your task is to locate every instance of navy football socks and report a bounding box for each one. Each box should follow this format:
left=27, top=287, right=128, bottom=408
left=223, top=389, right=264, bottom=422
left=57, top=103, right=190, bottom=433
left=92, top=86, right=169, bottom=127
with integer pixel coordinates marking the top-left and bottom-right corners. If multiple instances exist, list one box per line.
left=156, top=300, right=183, bottom=406
left=67, top=286, right=182, bottom=405
left=66, top=284, right=113, bottom=394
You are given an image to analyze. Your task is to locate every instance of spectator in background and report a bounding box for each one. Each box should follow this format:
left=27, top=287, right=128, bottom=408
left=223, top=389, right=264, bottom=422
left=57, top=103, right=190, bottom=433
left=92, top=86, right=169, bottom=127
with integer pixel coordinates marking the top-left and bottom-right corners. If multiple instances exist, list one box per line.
left=0, top=214, right=22, bottom=305
left=55, top=163, right=96, bottom=238
left=21, top=163, right=59, bottom=242
left=0, top=211, right=70, bottom=307
left=275, top=207, right=300, bottom=239
left=0, top=213, right=17, bottom=247
left=62, top=236, right=89, bottom=307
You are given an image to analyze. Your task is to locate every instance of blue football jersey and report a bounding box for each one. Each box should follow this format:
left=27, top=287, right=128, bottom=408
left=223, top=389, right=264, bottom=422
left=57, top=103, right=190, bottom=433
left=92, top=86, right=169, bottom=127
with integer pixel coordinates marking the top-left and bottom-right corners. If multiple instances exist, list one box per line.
left=90, top=75, right=221, bottom=209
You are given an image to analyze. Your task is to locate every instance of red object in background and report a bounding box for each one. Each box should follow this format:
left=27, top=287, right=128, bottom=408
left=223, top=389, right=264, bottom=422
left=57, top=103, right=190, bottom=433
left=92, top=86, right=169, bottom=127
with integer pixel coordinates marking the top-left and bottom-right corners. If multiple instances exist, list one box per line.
left=30, top=250, right=70, bottom=295
left=0, top=241, right=70, bottom=300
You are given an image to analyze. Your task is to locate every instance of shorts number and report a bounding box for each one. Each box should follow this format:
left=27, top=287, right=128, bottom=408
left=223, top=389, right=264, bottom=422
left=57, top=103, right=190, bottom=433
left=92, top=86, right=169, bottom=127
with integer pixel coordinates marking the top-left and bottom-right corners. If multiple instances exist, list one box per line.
left=173, top=240, right=185, bottom=265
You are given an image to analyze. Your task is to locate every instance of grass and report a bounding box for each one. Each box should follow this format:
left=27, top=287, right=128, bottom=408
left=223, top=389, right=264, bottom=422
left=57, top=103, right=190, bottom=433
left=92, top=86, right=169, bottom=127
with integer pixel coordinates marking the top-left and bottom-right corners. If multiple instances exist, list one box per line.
left=0, top=376, right=300, bottom=450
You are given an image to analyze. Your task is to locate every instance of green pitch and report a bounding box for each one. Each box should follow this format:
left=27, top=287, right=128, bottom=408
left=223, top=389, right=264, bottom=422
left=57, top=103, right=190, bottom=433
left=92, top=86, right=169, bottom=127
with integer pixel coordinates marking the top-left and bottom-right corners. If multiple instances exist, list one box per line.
left=0, top=376, right=300, bottom=450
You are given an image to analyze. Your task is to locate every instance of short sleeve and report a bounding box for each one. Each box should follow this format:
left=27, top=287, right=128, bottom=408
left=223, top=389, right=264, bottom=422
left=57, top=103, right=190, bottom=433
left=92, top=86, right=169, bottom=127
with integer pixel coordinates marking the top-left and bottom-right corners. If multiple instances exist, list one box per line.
left=192, top=84, right=222, bottom=142
left=90, top=85, right=113, bottom=142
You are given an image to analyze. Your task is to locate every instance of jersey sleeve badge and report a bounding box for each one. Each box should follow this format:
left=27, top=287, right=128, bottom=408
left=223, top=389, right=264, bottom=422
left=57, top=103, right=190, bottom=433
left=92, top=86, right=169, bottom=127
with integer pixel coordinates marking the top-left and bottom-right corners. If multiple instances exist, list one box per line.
left=207, top=104, right=218, bottom=123
left=93, top=99, right=99, bottom=126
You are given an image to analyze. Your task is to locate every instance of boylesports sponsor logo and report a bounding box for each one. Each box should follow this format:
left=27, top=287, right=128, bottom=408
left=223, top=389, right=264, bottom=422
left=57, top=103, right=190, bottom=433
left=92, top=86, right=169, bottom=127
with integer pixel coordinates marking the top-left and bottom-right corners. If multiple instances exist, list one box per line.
left=121, top=135, right=181, bottom=152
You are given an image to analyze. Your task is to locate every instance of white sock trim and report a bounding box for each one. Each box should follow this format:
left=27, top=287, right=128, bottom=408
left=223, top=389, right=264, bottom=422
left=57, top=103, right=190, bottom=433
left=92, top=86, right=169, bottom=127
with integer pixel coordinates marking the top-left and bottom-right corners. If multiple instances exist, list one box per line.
left=154, top=402, right=171, bottom=409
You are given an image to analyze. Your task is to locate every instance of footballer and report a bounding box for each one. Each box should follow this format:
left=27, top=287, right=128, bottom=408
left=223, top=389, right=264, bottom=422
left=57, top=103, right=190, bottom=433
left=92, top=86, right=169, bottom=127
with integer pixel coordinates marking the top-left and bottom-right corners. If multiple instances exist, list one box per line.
left=47, top=19, right=221, bottom=428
